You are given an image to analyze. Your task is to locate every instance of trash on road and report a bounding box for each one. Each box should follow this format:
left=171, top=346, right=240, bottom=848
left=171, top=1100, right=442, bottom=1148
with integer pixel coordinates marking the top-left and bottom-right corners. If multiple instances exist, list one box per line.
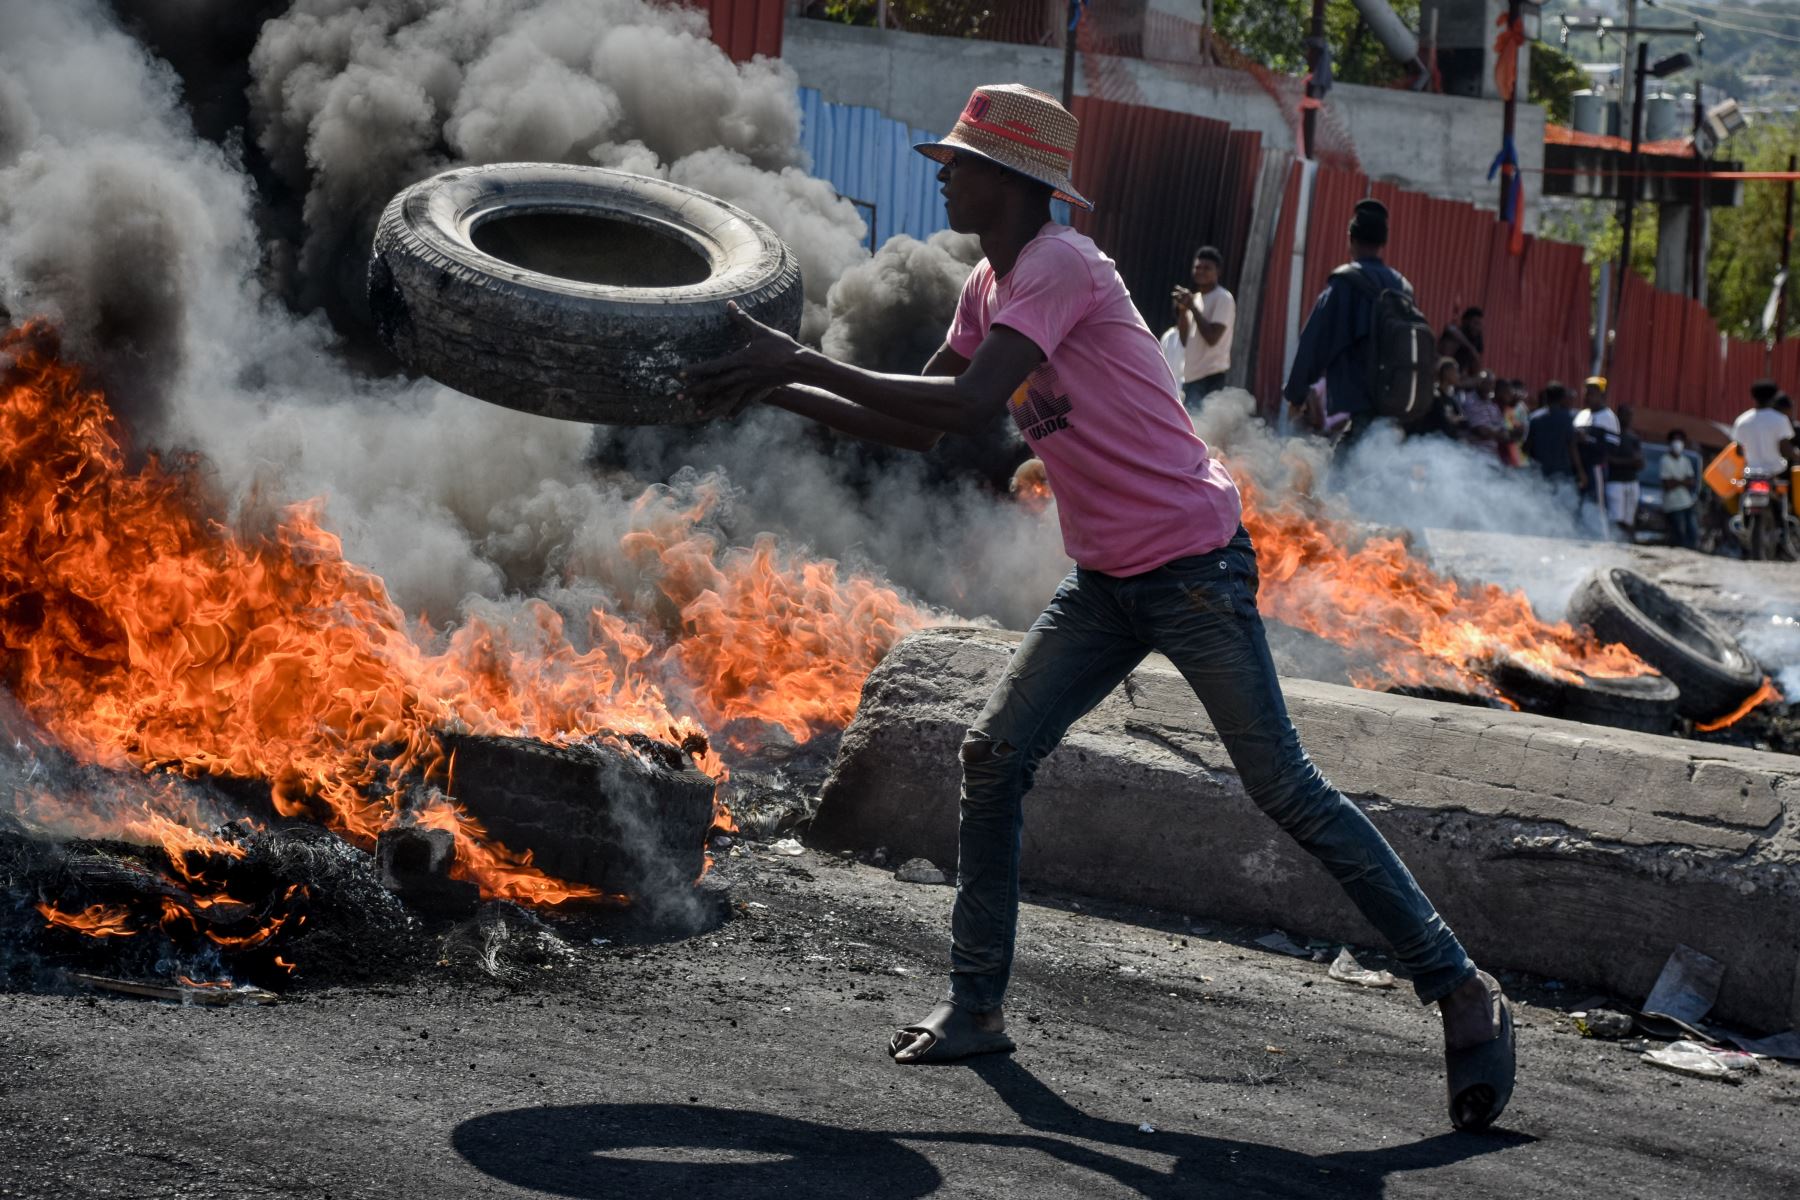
left=1573, top=1009, right=1635, bottom=1039
left=894, top=858, right=948, bottom=885
left=1641, top=1040, right=1760, bottom=1082
left=1639, top=944, right=1725, bottom=1038
left=769, top=838, right=806, bottom=857
left=1327, top=947, right=1397, bottom=989
left=1254, top=930, right=1312, bottom=958
left=1717, top=1029, right=1800, bottom=1063
left=1138, top=1122, right=1156, bottom=1134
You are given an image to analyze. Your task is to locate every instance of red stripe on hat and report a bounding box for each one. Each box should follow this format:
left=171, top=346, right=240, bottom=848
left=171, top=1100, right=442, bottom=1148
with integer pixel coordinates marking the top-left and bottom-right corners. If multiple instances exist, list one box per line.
left=956, top=113, right=1073, bottom=162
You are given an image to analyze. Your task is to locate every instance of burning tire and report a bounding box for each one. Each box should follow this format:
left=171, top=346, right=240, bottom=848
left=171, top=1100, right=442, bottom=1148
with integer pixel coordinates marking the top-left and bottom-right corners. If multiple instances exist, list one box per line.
left=368, top=163, right=803, bottom=425
left=1566, top=567, right=1763, bottom=721
left=442, top=733, right=717, bottom=897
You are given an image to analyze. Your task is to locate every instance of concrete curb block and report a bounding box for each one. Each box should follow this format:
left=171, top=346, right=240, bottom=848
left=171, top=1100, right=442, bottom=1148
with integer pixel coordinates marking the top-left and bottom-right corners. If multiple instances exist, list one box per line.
left=813, top=628, right=1800, bottom=1031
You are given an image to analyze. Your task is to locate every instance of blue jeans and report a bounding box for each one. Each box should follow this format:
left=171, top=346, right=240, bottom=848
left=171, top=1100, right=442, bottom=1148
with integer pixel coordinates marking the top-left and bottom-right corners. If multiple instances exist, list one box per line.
left=949, top=528, right=1475, bottom=1012
left=1182, top=373, right=1228, bottom=409
left=1667, top=506, right=1698, bottom=550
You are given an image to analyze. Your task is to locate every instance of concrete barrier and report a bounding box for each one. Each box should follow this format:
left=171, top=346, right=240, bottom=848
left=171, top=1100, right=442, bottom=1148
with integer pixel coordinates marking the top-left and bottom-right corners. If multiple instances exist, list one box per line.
left=813, top=628, right=1800, bottom=1031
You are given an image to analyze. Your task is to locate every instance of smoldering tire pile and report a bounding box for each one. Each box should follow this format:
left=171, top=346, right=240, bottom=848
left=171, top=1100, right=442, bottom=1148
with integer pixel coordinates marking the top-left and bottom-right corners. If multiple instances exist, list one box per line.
left=2, top=730, right=721, bottom=991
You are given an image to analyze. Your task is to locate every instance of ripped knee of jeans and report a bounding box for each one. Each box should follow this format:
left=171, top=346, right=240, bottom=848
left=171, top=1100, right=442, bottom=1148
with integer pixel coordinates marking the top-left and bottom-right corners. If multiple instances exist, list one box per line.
left=960, top=731, right=1016, bottom=766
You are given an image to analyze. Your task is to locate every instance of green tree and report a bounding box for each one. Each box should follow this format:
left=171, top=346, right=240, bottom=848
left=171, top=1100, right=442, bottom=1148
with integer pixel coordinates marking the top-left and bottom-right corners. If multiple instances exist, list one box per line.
left=1539, top=197, right=1657, bottom=289
left=1210, top=0, right=1423, bottom=87
left=1707, top=114, right=1800, bottom=340
left=1529, top=42, right=1586, bottom=126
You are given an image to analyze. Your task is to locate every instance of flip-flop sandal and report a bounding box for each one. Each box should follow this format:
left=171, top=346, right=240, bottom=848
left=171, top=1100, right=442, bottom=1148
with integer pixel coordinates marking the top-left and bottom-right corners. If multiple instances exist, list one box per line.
left=888, top=1001, right=1016, bottom=1065
left=1446, top=973, right=1516, bottom=1133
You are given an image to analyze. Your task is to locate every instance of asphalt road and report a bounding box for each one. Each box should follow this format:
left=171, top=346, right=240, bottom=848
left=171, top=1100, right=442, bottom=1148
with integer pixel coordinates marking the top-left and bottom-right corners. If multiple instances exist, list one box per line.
left=1, top=847, right=1795, bottom=1199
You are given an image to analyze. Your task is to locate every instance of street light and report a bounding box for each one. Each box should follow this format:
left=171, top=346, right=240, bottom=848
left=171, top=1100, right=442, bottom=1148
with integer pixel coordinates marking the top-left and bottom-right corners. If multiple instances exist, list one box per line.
left=1609, top=46, right=1697, bottom=367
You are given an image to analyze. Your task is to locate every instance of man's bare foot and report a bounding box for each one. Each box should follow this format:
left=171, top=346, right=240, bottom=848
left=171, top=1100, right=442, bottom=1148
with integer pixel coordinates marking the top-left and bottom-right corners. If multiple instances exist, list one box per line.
left=888, top=1001, right=1014, bottom=1064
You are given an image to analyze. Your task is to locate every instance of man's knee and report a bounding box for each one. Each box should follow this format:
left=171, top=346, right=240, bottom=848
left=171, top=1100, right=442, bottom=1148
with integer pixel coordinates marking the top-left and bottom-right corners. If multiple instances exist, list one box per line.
left=959, top=731, right=1017, bottom=767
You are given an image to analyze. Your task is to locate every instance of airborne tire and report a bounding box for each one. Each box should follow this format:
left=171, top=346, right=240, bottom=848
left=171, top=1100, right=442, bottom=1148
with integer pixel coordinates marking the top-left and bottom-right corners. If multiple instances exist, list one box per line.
left=368, top=163, right=803, bottom=425
left=1566, top=567, right=1763, bottom=721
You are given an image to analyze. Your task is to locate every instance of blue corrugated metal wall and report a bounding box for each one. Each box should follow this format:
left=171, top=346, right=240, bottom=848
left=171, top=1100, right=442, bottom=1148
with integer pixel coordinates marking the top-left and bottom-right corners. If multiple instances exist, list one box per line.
left=799, top=87, right=949, bottom=247
left=797, top=87, right=1072, bottom=249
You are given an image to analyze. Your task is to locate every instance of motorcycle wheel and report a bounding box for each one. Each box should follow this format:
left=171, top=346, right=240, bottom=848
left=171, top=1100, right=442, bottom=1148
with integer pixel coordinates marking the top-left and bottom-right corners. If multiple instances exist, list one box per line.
left=1746, top=510, right=1768, bottom=561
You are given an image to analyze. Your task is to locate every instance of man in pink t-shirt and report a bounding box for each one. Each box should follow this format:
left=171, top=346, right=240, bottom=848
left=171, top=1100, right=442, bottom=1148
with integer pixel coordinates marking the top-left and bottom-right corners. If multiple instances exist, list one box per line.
left=685, top=84, right=1514, bottom=1132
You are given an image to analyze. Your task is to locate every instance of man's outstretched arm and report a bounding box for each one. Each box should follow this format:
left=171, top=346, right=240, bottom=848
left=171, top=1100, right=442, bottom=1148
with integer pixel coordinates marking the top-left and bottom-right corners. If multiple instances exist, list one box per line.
left=683, top=303, right=1043, bottom=439
left=759, top=344, right=972, bottom=452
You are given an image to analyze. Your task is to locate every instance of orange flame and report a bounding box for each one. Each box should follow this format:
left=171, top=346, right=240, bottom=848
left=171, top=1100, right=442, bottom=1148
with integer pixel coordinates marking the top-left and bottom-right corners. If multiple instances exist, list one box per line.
left=1694, top=678, right=1783, bottom=733
left=1236, top=475, right=1653, bottom=700
left=0, top=322, right=929, bottom=931
left=36, top=901, right=137, bottom=938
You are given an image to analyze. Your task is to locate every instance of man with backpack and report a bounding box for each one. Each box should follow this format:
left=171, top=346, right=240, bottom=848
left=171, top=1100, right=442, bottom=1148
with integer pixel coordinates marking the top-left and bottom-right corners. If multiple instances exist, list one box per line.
left=1282, top=198, right=1436, bottom=444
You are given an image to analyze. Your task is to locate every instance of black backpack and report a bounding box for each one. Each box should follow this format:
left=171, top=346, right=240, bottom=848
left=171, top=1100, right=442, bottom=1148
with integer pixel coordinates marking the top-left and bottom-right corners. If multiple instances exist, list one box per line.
left=1331, top=263, right=1437, bottom=427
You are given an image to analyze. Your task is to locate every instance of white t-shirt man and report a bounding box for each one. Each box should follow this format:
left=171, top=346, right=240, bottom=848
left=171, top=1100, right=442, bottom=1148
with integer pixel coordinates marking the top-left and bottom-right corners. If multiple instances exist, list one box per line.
left=1180, top=286, right=1235, bottom=383
left=1732, top=406, right=1795, bottom=474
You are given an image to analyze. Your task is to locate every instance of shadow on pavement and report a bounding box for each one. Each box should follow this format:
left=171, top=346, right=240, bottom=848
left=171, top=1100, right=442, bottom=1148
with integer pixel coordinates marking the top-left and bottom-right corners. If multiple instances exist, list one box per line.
left=453, top=1058, right=1532, bottom=1199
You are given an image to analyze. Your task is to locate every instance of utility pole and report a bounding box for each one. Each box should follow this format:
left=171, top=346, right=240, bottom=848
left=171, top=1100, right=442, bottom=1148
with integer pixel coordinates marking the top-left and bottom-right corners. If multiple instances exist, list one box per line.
left=1779, top=153, right=1797, bottom=344
left=1621, top=0, right=1637, bottom=123
left=1611, top=42, right=1649, bottom=375
left=1499, top=0, right=1521, bottom=214
left=1303, top=0, right=1326, bottom=159
left=1061, top=0, right=1079, bottom=109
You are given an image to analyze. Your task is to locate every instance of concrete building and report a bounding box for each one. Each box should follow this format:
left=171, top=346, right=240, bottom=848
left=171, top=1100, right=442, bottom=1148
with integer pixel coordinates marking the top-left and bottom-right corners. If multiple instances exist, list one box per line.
left=782, top=11, right=1545, bottom=220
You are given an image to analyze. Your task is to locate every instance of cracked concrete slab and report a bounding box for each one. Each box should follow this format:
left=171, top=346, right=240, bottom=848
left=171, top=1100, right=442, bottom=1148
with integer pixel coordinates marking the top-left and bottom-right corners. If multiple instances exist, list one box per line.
left=813, top=628, right=1800, bottom=1031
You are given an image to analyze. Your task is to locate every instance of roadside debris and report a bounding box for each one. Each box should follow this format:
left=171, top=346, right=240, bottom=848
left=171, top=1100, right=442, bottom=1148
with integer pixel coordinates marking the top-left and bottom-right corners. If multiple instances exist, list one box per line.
left=1254, top=930, right=1311, bottom=958
left=768, top=838, right=806, bottom=857
left=1638, top=944, right=1725, bottom=1040
left=1716, top=1029, right=1800, bottom=1063
left=1641, top=1040, right=1761, bottom=1083
left=894, top=858, right=948, bottom=885
left=1573, top=1009, right=1635, bottom=1039
left=1327, top=946, right=1397, bottom=989
left=66, top=972, right=278, bottom=1007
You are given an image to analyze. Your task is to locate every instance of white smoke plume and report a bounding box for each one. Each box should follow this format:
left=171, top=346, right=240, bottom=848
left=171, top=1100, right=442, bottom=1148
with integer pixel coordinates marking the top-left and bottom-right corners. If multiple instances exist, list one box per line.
left=0, top=0, right=1064, bottom=640
left=246, top=0, right=867, bottom=338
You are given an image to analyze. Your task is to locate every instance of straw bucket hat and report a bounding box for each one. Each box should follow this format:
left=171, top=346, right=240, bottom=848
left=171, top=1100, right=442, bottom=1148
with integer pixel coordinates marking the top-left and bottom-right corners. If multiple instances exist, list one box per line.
left=914, top=84, right=1093, bottom=211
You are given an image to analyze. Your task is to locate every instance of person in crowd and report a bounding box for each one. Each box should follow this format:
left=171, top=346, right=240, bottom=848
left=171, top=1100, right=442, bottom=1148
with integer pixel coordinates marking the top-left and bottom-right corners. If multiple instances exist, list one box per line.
left=1523, top=381, right=1580, bottom=482
left=1410, top=356, right=1466, bottom=440
left=1732, top=379, right=1797, bottom=476
left=1458, top=371, right=1507, bottom=452
left=1158, top=297, right=1184, bottom=386
left=1283, top=199, right=1412, bottom=446
left=1439, top=307, right=1484, bottom=379
left=1605, top=403, right=1645, bottom=540
left=1658, top=427, right=1700, bottom=550
left=681, top=84, right=1516, bottom=1133
left=1171, top=245, right=1235, bottom=408
left=1574, top=376, right=1619, bottom=536
left=1499, top=378, right=1530, bottom=467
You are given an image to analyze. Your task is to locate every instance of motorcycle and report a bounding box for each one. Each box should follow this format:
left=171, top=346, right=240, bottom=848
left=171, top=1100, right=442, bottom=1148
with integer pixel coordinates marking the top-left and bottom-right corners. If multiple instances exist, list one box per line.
left=1729, top=467, right=1800, bottom=561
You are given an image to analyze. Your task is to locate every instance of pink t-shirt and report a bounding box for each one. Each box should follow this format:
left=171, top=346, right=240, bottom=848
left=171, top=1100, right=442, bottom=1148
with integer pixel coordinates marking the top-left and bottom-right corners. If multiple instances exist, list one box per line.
left=948, top=225, right=1243, bottom=576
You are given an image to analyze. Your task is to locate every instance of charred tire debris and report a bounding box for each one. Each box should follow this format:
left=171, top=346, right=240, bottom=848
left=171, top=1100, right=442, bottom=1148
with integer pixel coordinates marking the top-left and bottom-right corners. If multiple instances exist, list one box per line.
left=368, top=163, right=803, bottom=425
left=442, top=732, right=717, bottom=896
left=1568, top=567, right=1766, bottom=722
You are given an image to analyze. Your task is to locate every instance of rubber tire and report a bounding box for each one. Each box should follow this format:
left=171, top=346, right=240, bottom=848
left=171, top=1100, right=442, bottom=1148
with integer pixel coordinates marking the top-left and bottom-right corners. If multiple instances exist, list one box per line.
left=1556, top=672, right=1680, bottom=735
left=441, top=733, right=717, bottom=896
left=368, top=163, right=802, bottom=425
left=1565, top=566, right=1763, bottom=721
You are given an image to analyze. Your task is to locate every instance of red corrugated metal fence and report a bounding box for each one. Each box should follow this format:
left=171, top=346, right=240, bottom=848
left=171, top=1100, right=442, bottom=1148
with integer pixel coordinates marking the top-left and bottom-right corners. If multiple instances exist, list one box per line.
left=691, top=0, right=784, bottom=62
left=1068, top=96, right=1263, bottom=333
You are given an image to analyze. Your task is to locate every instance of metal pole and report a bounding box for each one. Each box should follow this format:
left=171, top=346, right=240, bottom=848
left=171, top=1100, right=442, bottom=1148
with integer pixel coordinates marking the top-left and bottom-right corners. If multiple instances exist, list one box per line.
left=1779, top=153, right=1797, bottom=344
left=1499, top=0, right=1520, bottom=213
left=1303, top=0, right=1327, bottom=159
left=1061, top=0, right=1078, bottom=109
left=1690, top=89, right=1704, bottom=300
left=1621, top=0, right=1638, bottom=125
left=1610, top=42, right=1648, bottom=373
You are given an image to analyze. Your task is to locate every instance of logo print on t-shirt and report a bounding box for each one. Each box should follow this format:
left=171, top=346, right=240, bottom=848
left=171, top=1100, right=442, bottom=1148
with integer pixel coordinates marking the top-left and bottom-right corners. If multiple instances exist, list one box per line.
left=1009, top=365, right=1073, bottom=442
